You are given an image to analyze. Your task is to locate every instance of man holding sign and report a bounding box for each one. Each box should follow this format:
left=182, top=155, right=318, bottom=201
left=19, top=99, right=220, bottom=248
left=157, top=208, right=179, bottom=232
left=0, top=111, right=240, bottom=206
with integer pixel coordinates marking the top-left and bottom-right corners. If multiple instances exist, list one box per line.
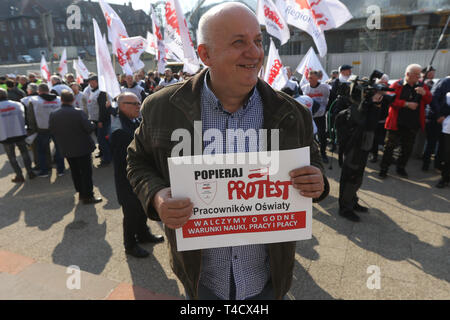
left=127, top=2, right=329, bottom=300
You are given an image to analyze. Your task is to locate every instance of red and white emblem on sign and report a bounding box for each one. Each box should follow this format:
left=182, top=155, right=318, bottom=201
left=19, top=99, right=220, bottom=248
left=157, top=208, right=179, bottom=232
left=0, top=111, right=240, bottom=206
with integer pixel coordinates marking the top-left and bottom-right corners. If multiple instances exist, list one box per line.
left=196, top=181, right=217, bottom=205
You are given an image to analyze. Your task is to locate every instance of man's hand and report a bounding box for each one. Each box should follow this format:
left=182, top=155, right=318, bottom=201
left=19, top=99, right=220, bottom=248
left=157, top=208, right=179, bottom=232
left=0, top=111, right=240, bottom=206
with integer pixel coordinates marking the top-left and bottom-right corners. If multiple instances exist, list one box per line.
left=289, top=166, right=324, bottom=199
left=106, top=100, right=111, bottom=108
left=437, top=116, right=445, bottom=124
left=152, top=187, right=193, bottom=230
left=97, top=122, right=103, bottom=129
left=415, top=87, right=426, bottom=96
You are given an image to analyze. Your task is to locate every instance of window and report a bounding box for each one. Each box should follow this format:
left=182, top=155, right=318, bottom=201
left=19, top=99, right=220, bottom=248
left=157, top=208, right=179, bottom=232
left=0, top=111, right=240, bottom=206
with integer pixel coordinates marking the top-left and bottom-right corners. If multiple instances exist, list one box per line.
left=4, top=38, right=9, bottom=46
left=0, top=22, right=6, bottom=32
left=30, top=19, right=36, bottom=29
left=21, top=36, right=26, bottom=45
left=33, top=35, right=39, bottom=45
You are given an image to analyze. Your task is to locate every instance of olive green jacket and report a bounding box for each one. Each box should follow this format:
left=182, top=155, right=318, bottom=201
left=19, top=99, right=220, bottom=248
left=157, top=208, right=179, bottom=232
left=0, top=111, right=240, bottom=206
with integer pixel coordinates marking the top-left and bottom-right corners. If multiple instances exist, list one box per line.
left=127, top=68, right=329, bottom=299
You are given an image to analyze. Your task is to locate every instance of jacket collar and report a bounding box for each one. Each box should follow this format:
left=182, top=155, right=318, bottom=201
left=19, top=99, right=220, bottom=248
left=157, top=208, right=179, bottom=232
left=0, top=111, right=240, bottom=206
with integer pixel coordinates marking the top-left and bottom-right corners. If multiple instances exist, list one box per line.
left=169, top=68, right=294, bottom=129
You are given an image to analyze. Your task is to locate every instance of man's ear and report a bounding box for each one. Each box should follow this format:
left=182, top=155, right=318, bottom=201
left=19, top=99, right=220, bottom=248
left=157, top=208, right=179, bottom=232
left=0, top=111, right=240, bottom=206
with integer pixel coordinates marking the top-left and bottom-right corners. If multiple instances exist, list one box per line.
left=197, top=44, right=211, bottom=66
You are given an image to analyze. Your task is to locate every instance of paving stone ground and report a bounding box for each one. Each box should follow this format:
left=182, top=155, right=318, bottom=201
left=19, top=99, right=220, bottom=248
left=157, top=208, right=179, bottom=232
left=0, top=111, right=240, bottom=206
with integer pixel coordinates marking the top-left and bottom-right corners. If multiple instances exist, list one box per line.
left=0, top=147, right=448, bottom=300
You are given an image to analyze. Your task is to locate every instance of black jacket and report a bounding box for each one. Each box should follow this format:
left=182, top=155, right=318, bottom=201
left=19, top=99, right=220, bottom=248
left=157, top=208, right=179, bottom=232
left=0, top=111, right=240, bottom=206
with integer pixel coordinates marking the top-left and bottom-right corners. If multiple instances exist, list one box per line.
left=49, top=104, right=96, bottom=158
left=110, top=113, right=142, bottom=207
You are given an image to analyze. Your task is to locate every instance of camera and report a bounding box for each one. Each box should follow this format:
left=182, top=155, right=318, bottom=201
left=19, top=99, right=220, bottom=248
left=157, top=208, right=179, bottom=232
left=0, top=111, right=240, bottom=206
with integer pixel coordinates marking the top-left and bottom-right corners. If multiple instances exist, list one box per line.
left=348, top=70, right=396, bottom=105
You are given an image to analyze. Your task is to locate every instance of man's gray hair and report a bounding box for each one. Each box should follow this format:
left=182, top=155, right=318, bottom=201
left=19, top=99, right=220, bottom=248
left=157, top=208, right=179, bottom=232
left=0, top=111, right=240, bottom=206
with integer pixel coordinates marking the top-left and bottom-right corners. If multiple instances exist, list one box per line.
left=405, top=64, right=422, bottom=75
left=117, top=91, right=139, bottom=106
left=28, top=83, right=38, bottom=94
left=196, top=2, right=253, bottom=46
left=50, top=75, right=62, bottom=84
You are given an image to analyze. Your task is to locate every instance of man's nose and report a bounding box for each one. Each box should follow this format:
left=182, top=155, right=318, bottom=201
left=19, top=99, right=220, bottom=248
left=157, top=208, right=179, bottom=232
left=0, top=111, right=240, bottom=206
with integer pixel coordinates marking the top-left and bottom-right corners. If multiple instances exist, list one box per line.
left=245, top=42, right=262, bottom=58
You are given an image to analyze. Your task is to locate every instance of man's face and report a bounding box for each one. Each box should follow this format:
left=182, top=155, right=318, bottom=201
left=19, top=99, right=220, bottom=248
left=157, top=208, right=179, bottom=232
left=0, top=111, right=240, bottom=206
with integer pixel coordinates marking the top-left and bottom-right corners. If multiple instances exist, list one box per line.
left=126, top=75, right=134, bottom=86
left=120, top=94, right=141, bottom=119
left=28, top=75, right=36, bottom=82
left=89, top=80, right=98, bottom=89
left=164, top=69, right=172, bottom=79
left=308, top=73, right=319, bottom=85
left=199, top=7, right=264, bottom=92
left=66, top=75, right=74, bottom=83
left=341, top=69, right=352, bottom=78
left=19, top=77, right=27, bottom=85
left=406, top=68, right=421, bottom=84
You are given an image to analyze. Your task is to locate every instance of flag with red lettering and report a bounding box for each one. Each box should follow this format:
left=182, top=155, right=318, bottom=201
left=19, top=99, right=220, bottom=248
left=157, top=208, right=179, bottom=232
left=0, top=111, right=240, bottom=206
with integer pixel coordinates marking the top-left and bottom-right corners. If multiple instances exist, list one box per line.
left=276, top=0, right=352, bottom=57
left=296, top=47, right=329, bottom=87
left=256, top=0, right=290, bottom=45
left=40, top=55, right=51, bottom=82
left=164, top=0, right=200, bottom=73
left=275, top=0, right=327, bottom=56
left=98, top=0, right=134, bottom=75
left=93, top=18, right=121, bottom=99
left=57, top=48, right=68, bottom=78
left=263, top=39, right=288, bottom=90
left=119, top=36, right=147, bottom=72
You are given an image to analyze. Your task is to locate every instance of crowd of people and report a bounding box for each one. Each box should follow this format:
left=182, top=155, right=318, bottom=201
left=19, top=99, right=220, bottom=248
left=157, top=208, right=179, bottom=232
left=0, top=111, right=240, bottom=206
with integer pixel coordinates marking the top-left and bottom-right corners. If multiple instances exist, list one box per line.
left=280, top=63, right=450, bottom=191
left=0, top=2, right=449, bottom=300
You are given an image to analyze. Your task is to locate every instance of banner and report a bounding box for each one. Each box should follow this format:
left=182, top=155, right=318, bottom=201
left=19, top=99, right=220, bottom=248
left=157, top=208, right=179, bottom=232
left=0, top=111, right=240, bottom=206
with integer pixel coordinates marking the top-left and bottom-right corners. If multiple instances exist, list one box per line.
left=57, top=48, right=68, bottom=78
left=119, top=36, right=147, bottom=72
left=164, top=0, right=200, bottom=73
left=73, top=57, right=90, bottom=84
left=276, top=0, right=326, bottom=56
left=40, top=55, right=51, bottom=82
left=264, top=38, right=288, bottom=90
left=168, top=148, right=312, bottom=251
left=98, top=0, right=134, bottom=75
left=295, top=47, right=329, bottom=87
left=93, top=18, right=121, bottom=99
left=256, top=0, right=290, bottom=45
left=276, top=0, right=352, bottom=57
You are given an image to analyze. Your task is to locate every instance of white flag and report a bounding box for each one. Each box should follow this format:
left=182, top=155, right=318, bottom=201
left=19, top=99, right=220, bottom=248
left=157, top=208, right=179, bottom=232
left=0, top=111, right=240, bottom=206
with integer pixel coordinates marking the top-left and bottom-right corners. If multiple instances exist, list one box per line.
left=119, top=36, right=147, bottom=72
left=276, top=0, right=327, bottom=56
left=157, top=40, right=167, bottom=74
left=77, top=57, right=90, bottom=79
left=256, top=0, right=290, bottom=45
left=164, top=0, right=200, bottom=72
left=146, top=31, right=158, bottom=56
left=264, top=39, right=288, bottom=90
left=98, top=0, right=134, bottom=75
left=40, top=55, right=51, bottom=82
left=73, top=57, right=90, bottom=84
left=57, top=49, right=68, bottom=78
left=306, top=0, right=352, bottom=31
left=296, top=47, right=329, bottom=87
left=93, top=19, right=121, bottom=99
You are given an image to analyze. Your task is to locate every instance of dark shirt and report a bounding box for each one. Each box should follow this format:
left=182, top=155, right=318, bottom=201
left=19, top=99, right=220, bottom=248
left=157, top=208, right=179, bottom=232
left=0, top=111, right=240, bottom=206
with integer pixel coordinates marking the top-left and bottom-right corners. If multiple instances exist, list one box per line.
left=397, top=82, right=421, bottom=130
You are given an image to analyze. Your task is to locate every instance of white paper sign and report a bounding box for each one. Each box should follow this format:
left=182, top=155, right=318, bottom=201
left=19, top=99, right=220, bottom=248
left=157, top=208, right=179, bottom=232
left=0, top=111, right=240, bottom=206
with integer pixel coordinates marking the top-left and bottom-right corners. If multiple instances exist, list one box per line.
left=168, top=148, right=312, bottom=251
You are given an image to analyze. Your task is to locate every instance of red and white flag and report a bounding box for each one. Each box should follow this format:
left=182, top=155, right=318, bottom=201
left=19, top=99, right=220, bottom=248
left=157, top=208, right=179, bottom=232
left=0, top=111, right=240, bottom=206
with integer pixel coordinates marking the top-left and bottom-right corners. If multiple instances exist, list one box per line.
left=146, top=31, right=158, bottom=56
left=119, top=36, right=147, bottom=72
left=57, top=48, right=68, bottom=78
left=275, top=0, right=326, bottom=56
left=93, top=18, right=121, bottom=99
left=296, top=47, right=329, bottom=87
left=164, top=0, right=200, bottom=73
left=264, top=38, right=288, bottom=90
left=73, top=57, right=90, bottom=84
left=98, top=0, right=134, bottom=75
left=40, top=55, right=51, bottom=82
left=146, top=6, right=162, bottom=56
left=276, top=0, right=352, bottom=57
left=256, top=0, right=290, bottom=45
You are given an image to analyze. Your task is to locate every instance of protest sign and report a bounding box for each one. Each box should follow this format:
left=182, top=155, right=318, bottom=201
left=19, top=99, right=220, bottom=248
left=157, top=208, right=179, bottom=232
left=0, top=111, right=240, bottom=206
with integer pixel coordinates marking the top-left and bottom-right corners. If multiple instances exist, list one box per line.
left=168, top=148, right=312, bottom=251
